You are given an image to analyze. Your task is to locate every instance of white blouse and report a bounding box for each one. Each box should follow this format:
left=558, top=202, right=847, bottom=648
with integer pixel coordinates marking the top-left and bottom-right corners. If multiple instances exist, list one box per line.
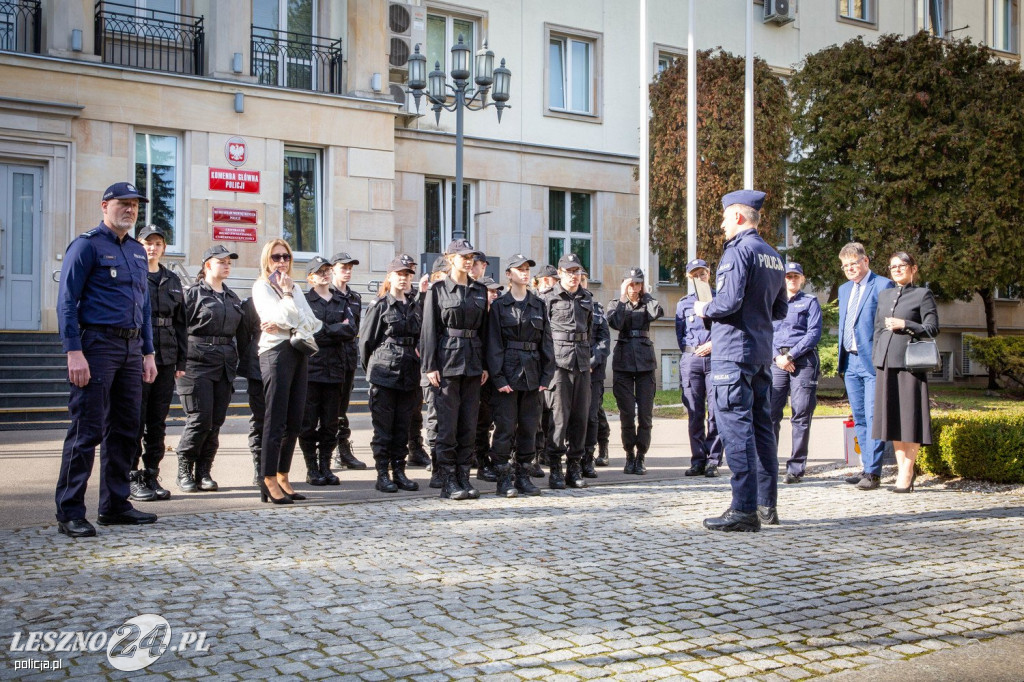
left=251, top=278, right=323, bottom=355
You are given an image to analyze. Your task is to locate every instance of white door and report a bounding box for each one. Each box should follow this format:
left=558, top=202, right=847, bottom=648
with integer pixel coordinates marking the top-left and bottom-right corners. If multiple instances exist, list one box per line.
left=0, top=164, right=43, bottom=330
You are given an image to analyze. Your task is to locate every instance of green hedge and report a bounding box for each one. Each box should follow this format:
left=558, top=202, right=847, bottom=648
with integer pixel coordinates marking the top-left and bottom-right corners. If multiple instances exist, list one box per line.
left=919, top=411, right=1024, bottom=483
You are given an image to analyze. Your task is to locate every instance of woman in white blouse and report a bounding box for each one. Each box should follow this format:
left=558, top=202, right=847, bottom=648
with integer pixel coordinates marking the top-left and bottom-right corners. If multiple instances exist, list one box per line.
left=252, top=239, right=322, bottom=504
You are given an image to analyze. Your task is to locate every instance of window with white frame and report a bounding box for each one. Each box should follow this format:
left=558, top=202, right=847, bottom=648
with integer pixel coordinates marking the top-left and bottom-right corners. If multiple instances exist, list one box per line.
left=283, top=148, right=322, bottom=255
left=916, top=0, right=952, bottom=37
left=134, top=0, right=178, bottom=18
left=657, top=51, right=679, bottom=75
left=839, top=0, right=874, bottom=23
left=253, top=0, right=317, bottom=89
left=992, top=0, right=1020, bottom=53
left=134, top=132, right=181, bottom=250
left=424, top=178, right=473, bottom=254
left=425, top=7, right=480, bottom=86
left=548, top=190, right=593, bottom=274
left=546, top=25, right=600, bottom=117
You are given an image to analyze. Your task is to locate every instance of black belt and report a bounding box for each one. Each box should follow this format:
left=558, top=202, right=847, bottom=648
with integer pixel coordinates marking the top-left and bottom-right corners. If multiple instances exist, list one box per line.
left=618, top=330, right=650, bottom=339
left=552, top=331, right=588, bottom=342
left=506, top=340, right=538, bottom=351
left=682, top=345, right=696, bottom=353
left=81, top=324, right=140, bottom=340
left=190, top=335, right=234, bottom=344
left=153, top=317, right=174, bottom=327
left=386, top=337, right=416, bottom=347
left=445, top=329, right=478, bottom=338
left=778, top=346, right=792, bottom=355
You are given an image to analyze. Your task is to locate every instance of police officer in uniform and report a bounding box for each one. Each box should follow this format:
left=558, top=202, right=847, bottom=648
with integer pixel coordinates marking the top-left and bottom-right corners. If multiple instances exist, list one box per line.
left=676, top=259, right=724, bottom=477
left=55, top=182, right=158, bottom=537
left=330, top=252, right=367, bottom=470
left=695, top=190, right=788, bottom=532
left=581, top=270, right=610, bottom=475
left=541, top=253, right=594, bottom=489
left=236, top=296, right=264, bottom=485
left=607, top=267, right=664, bottom=475
left=130, top=225, right=186, bottom=501
left=175, top=245, right=243, bottom=493
left=770, top=262, right=822, bottom=484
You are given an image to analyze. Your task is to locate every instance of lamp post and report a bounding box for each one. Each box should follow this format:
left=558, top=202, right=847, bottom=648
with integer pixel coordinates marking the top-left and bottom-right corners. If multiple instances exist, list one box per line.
left=407, top=37, right=511, bottom=242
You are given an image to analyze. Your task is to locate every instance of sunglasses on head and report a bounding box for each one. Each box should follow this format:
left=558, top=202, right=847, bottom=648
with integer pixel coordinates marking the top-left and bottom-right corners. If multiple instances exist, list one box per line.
left=271, top=253, right=292, bottom=262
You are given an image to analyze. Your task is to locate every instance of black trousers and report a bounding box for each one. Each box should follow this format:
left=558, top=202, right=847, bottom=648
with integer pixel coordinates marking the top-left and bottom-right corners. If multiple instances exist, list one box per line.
left=536, top=389, right=554, bottom=458
left=548, top=367, right=591, bottom=462
left=260, top=341, right=308, bottom=477
left=246, top=378, right=265, bottom=462
left=433, top=375, right=481, bottom=466
left=299, top=381, right=342, bottom=458
left=586, top=377, right=609, bottom=450
left=408, top=388, right=424, bottom=446
left=423, top=385, right=438, bottom=451
left=613, top=370, right=656, bottom=455
left=176, top=371, right=233, bottom=465
left=134, top=362, right=176, bottom=470
left=369, top=385, right=418, bottom=462
left=335, top=370, right=355, bottom=443
left=475, top=380, right=496, bottom=456
left=491, top=388, right=542, bottom=464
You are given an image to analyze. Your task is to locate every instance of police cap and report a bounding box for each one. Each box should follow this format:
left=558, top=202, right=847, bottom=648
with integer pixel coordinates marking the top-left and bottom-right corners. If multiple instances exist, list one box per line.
left=785, top=262, right=804, bottom=275
left=103, top=182, right=148, bottom=203
left=721, top=189, right=766, bottom=211
left=685, top=258, right=709, bottom=274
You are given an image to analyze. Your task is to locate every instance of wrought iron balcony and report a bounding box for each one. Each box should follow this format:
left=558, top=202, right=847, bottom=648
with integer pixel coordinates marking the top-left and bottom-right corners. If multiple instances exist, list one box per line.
left=251, top=26, right=342, bottom=94
left=0, top=0, right=40, bottom=54
left=94, top=0, right=204, bottom=76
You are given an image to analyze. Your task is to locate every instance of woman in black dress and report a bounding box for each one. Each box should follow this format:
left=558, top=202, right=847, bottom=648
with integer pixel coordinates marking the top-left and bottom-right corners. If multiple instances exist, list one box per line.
left=872, top=251, right=939, bottom=493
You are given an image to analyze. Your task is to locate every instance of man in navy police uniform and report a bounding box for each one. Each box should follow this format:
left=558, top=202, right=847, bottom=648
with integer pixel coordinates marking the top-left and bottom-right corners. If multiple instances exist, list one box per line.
left=55, top=182, right=159, bottom=538
left=694, top=189, right=788, bottom=532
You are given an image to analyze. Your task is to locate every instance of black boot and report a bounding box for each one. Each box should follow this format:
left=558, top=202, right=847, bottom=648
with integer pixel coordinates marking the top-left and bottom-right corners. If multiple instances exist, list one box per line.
left=565, top=459, right=588, bottom=488
left=475, top=451, right=498, bottom=482
left=634, top=452, right=647, bottom=475
left=375, top=459, right=398, bottom=493
left=428, top=449, right=443, bottom=488
left=129, top=470, right=157, bottom=502
left=252, top=451, right=261, bottom=486
left=581, top=450, right=598, bottom=478
left=144, top=468, right=171, bottom=500
left=494, top=463, right=518, bottom=498
left=177, top=456, right=197, bottom=493
left=336, top=439, right=367, bottom=470
left=548, top=456, right=566, bottom=490
left=440, top=465, right=469, bottom=500
left=595, top=441, right=610, bottom=467
left=514, top=460, right=541, bottom=496
left=407, top=439, right=431, bottom=467
left=528, top=455, right=545, bottom=478
left=196, top=458, right=218, bottom=491
left=319, top=451, right=341, bottom=485
left=392, top=460, right=419, bottom=491
left=304, top=449, right=327, bottom=486
left=456, top=464, right=480, bottom=499
left=623, top=452, right=637, bottom=475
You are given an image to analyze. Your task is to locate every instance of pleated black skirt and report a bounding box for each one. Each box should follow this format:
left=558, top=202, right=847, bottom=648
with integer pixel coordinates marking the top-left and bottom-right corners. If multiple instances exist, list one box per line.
left=873, top=361, right=932, bottom=445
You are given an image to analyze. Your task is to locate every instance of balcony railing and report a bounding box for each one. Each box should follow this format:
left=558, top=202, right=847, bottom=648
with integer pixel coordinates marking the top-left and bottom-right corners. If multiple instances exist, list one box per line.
left=94, top=0, right=204, bottom=76
left=251, top=26, right=342, bottom=94
left=0, top=0, right=41, bottom=54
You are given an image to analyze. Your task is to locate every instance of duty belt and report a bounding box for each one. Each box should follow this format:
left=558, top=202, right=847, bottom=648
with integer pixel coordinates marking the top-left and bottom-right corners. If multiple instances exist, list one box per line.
left=506, top=340, right=538, bottom=351
left=445, top=329, right=478, bottom=338
left=552, top=331, right=588, bottom=342
left=81, top=324, right=140, bottom=340
left=153, top=317, right=174, bottom=327
left=189, top=335, right=234, bottom=345
left=618, top=330, right=650, bottom=339
left=386, top=337, right=417, bottom=346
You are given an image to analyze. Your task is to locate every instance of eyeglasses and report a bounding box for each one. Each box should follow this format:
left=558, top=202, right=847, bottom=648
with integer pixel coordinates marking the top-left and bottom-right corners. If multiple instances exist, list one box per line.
left=840, top=259, right=865, bottom=271
left=270, top=253, right=292, bottom=262
left=889, top=263, right=909, bottom=271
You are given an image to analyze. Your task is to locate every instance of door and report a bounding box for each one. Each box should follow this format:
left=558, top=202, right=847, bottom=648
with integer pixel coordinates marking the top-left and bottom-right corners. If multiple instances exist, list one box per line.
left=0, top=164, right=42, bottom=330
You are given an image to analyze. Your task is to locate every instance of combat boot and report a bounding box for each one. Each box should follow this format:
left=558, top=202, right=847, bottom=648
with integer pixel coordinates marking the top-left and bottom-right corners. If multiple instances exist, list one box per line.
left=374, top=459, right=397, bottom=493
left=475, top=451, right=497, bottom=482
left=494, top=463, right=518, bottom=498
left=595, top=442, right=610, bottom=467
left=456, top=464, right=480, bottom=499
left=429, top=449, right=444, bottom=488
left=129, top=470, right=157, bottom=502
left=440, top=465, right=469, bottom=500
left=514, top=460, right=541, bottom=496
left=251, top=451, right=261, bottom=486
left=565, top=459, right=588, bottom=489
left=391, top=460, right=419, bottom=492
left=634, top=452, right=648, bottom=475
left=144, top=468, right=171, bottom=500
left=177, top=456, right=197, bottom=493
left=407, top=438, right=431, bottom=467
left=581, top=451, right=598, bottom=478
left=623, top=451, right=637, bottom=475
left=528, top=455, right=546, bottom=478
left=548, top=456, right=567, bottom=490
left=318, top=451, right=341, bottom=485
left=336, top=439, right=367, bottom=469
left=303, top=448, right=327, bottom=486
left=196, top=458, right=219, bottom=491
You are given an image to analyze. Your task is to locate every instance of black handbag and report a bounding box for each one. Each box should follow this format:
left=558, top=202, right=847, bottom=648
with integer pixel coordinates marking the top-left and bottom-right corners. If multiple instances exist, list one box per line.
left=904, top=331, right=940, bottom=371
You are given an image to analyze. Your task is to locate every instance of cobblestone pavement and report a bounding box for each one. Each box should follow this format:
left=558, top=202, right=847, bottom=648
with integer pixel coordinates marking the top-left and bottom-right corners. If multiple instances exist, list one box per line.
left=2, top=477, right=1023, bottom=681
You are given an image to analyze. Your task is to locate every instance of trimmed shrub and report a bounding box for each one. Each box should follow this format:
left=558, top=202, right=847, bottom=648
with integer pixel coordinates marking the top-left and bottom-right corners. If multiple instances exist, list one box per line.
left=919, top=411, right=1024, bottom=483
left=965, top=335, right=1024, bottom=391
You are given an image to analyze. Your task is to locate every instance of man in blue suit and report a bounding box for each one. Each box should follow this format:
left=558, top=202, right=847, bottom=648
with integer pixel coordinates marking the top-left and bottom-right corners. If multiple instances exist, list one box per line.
left=837, top=242, right=894, bottom=490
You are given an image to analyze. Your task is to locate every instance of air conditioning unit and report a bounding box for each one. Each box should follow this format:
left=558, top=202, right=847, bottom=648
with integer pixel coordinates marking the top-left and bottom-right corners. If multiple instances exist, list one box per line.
left=387, top=1, right=427, bottom=72
left=763, top=0, right=795, bottom=25
left=389, top=82, right=411, bottom=112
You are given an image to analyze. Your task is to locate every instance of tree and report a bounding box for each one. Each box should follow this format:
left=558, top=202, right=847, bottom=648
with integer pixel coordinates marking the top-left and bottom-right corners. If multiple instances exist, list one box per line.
left=788, top=33, right=1024, bottom=386
left=648, top=49, right=791, bottom=279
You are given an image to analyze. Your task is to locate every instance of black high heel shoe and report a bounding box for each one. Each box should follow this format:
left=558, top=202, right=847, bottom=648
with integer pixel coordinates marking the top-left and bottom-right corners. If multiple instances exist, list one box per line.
left=284, top=491, right=306, bottom=501
left=893, top=470, right=917, bottom=494
left=259, top=480, right=293, bottom=505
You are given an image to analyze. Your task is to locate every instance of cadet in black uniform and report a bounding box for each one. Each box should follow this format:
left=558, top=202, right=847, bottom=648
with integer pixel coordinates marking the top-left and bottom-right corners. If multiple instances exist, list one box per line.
left=402, top=253, right=432, bottom=469
left=360, top=257, right=423, bottom=493
left=421, top=239, right=489, bottom=500
left=541, top=253, right=594, bottom=489
left=487, top=255, right=554, bottom=497
left=607, top=268, right=664, bottom=475
left=695, top=190, right=788, bottom=532
left=423, top=257, right=450, bottom=489
left=532, top=264, right=559, bottom=477
left=235, top=297, right=264, bottom=485
left=129, top=226, right=185, bottom=502
left=329, top=252, right=366, bottom=470
left=175, top=245, right=243, bottom=493
left=473, top=276, right=504, bottom=483
left=581, top=270, right=611, bottom=476
left=299, top=256, right=348, bottom=487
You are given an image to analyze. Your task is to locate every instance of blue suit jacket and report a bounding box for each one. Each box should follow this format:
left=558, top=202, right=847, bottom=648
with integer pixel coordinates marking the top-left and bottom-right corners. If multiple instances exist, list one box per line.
left=837, top=271, right=894, bottom=375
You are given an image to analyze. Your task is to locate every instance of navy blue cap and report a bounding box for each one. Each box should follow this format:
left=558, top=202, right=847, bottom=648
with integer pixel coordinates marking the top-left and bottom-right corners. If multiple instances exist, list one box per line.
left=785, top=262, right=804, bottom=275
left=330, top=252, right=360, bottom=265
left=506, top=253, right=536, bottom=269
left=136, top=225, right=166, bottom=242
left=306, top=256, right=332, bottom=276
left=557, top=253, right=584, bottom=270
left=685, top=258, right=709, bottom=274
left=625, top=267, right=645, bottom=283
left=538, top=264, right=558, bottom=278
left=721, top=189, right=766, bottom=211
left=202, top=244, right=238, bottom=263
left=103, top=182, right=148, bottom=203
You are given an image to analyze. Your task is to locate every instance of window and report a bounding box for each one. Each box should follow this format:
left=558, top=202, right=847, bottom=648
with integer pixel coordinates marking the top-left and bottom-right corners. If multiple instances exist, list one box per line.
left=424, top=178, right=472, bottom=253
left=253, top=0, right=316, bottom=89
left=839, top=0, right=874, bottom=22
left=992, top=0, right=1020, bottom=53
left=658, top=260, right=675, bottom=285
left=916, top=0, right=952, bottom=37
left=425, top=8, right=479, bottom=86
left=546, top=25, right=601, bottom=118
left=134, top=132, right=181, bottom=250
left=776, top=213, right=798, bottom=251
left=0, top=7, right=16, bottom=52
left=548, top=190, right=592, bottom=274
left=283, top=149, right=321, bottom=255
left=995, top=282, right=1023, bottom=300
left=134, top=0, right=178, bottom=18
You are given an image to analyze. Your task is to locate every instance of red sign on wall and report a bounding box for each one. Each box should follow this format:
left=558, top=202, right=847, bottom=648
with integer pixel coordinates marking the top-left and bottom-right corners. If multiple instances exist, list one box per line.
left=213, top=225, right=258, bottom=243
left=209, top=168, right=260, bottom=193
left=212, top=207, right=259, bottom=224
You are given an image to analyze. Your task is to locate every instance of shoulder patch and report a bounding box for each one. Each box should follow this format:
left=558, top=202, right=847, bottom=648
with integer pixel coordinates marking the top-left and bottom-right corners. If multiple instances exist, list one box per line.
left=717, top=262, right=735, bottom=273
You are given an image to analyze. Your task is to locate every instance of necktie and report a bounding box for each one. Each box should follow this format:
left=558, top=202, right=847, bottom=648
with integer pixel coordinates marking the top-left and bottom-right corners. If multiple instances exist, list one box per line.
left=844, top=282, right=861, bottom=352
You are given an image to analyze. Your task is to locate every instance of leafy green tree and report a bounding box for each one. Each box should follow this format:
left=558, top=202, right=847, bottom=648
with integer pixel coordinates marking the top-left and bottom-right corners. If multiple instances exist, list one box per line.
left=648, top=49, right=791, bottom=279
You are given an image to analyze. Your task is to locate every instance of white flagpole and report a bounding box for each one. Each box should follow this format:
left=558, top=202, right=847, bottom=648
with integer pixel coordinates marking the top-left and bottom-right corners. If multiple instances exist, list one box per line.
left=745, top=0, right=754, bottom=189
left=686, top=0, right=696, bottom=293
left=639, top=0, right=651, bottom=284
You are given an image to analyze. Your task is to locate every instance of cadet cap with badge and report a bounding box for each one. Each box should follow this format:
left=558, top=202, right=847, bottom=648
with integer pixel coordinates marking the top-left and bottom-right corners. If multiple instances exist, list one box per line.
left=445, top=238, right=484, bottom=257
left=557, top=253, right=583, bottom=270
left=136, top=225, right=166, bottom=242
left=103, top=182, right=149, bottom=204
left=478, top=276, right=504, bottom=291
left=625, top=267, right=645, bottom=283
left=306, top=256, right=332, bottom=277
left=538, top=264, right=558, bottom=278
left=387, top=257, right=416, bottom=274
left=330, top=252, right=360, bottom=266
left=506, top=254, right=536, bottom=270
left=202, top=244, right=238, bottom=263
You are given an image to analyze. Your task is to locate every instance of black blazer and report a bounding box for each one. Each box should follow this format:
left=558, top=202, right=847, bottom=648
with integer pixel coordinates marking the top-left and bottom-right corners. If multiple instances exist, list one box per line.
left=871, top=284, right=939, bottom=369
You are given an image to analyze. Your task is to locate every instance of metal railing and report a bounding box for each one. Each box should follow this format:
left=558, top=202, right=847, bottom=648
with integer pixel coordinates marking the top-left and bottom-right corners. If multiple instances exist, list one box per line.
left=0, top=0, right=40, bottom=54
left=250, top=25, right=342, bottom=93
left=94, top=0, right=204, bottom=76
